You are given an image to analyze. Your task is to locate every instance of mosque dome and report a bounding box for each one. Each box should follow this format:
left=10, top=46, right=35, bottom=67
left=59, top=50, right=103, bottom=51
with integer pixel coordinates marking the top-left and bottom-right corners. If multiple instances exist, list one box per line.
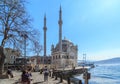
left=53, top=38, right=74, bottom=52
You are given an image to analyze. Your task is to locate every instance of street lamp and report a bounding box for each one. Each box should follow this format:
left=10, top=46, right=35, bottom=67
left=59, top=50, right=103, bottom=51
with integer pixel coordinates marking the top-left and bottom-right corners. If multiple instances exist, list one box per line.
left=6, top=49, right=10, bottom=70
left=21, top=34, right=28, bottom=66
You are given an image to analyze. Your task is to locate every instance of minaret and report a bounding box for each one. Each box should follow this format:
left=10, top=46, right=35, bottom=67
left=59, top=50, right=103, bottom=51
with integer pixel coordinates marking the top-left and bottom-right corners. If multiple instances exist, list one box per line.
left=58, top=6, right=63, bottom=52
left=43, top=14, right=47, bottom=57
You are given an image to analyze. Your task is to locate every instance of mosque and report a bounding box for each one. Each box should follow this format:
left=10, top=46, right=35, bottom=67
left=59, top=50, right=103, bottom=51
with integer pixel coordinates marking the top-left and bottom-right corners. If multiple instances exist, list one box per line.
left=43, top=6, right=78, bottom=69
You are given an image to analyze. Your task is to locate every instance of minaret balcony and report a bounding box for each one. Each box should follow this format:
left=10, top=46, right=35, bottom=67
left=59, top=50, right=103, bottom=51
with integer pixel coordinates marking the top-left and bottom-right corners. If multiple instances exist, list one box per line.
left=58, top=21, right=63, bottom=25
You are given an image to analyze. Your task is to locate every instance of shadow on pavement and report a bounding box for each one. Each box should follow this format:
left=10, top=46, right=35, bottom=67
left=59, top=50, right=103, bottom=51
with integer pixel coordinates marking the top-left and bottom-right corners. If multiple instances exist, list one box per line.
left=33, top=81, right=44, bottom=84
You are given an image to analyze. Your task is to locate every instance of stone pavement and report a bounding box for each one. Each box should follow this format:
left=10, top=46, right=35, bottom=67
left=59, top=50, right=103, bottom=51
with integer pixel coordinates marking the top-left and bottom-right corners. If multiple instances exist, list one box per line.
left=0, top=71, right=68, bottom=84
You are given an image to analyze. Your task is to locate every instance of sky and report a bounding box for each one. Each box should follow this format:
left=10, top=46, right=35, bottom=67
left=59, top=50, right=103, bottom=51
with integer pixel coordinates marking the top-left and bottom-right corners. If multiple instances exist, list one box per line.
left=25, top=0, right=120, bottom=61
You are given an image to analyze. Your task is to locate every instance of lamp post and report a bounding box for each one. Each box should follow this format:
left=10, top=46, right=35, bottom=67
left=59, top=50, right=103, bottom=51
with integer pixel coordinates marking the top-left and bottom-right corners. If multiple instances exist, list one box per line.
left=24, top=34, right=28, bottom=66
left=21, top=34, right=28, bottom=66
left=13, top=42, right=16, bottom=70
left=6, top=49, right=10, bottom=70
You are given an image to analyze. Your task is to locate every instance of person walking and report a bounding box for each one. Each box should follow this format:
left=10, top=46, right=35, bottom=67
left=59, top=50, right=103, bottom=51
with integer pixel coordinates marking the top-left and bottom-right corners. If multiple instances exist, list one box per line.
left=27, top=69, right=32, bottom=84
left=7, top=69, right=13, bottom=78
left=43, top=66, right=49, bottom=82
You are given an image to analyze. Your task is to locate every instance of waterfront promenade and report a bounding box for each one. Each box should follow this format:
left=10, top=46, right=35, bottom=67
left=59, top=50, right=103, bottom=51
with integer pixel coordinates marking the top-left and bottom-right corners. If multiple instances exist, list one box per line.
left=0, top=66, right=91, bottom=84
left=0, top=71, right=68, bottom=84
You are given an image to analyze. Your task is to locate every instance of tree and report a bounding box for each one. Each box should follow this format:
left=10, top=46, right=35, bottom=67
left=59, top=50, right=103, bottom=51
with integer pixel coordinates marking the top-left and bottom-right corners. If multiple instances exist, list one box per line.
left=31, top=41, right=43, bottom=56
left=0, top=0, right=42, bottom=75
left=0, top=46, right=5, bottom=74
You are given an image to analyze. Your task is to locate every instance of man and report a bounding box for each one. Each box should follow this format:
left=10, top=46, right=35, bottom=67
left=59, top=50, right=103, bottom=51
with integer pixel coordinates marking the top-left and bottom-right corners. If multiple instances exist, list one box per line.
left=7, top=69, right=13, bottom=78
left=43, top=66, right=49, bottom=82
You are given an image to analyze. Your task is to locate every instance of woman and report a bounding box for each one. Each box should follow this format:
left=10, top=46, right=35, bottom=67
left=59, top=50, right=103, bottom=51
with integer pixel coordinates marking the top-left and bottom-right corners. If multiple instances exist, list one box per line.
left=27, top=69, right=32, bottom=84
left=21, top=70, right=30, bottom=84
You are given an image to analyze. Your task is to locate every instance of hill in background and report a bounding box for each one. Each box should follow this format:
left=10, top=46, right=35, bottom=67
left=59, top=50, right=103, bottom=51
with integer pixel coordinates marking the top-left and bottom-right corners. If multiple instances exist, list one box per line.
left=94, top=57, right=120, bottom=64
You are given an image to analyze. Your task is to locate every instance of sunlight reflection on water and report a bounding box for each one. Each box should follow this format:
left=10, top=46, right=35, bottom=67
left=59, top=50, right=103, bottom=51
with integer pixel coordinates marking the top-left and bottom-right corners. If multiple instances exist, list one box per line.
left=77, top=63, right=120, bottom=84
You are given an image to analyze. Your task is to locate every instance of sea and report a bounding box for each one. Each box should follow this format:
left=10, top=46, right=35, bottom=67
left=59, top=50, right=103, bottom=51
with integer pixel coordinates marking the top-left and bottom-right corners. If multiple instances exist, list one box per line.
left=76, top=63, right=120, bottom=84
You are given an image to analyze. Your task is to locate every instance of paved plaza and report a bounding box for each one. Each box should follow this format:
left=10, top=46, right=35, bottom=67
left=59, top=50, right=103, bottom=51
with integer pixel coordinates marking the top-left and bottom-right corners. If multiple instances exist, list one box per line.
left=0, top=71, right=68, bottom=84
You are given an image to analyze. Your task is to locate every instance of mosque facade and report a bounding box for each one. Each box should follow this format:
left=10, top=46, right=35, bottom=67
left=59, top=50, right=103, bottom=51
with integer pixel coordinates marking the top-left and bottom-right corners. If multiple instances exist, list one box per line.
left=50, top=6, right=78, bottom=69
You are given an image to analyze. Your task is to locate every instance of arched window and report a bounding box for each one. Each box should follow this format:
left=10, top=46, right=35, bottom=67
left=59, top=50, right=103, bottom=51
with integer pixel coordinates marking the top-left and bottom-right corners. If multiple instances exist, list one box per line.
left=53, top=56, right=54, bottom=60
left=14, top=56, right=15, bottom=59
left=59, top=55, right=60, bottom=59
left=56, top=55, right=57, bottom=59
left=67, top=55, right=68, bottom=59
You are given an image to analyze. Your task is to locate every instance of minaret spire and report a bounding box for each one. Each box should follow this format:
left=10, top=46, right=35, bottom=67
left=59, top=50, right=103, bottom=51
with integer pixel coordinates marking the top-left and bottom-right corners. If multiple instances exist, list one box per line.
left=44, top=13, right=46, bottom=27
left=59, top=5, right=62, bottom=21
left=58, top=5, right=63, bottom=52
left=43, top=14, right=47, bottom=57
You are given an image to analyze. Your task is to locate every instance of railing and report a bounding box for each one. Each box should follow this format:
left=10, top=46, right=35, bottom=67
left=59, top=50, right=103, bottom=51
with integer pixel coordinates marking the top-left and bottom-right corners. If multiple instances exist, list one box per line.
left=49, top=67, right=91, bottom=84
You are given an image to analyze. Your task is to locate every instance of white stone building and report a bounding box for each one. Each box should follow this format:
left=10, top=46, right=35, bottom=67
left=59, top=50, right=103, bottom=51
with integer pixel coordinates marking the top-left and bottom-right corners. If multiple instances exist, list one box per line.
left=4, top=48, right=21, bottom=64
left=51, top=38, right=78, bottom=68
left=51, top=6, right=78, bottom=69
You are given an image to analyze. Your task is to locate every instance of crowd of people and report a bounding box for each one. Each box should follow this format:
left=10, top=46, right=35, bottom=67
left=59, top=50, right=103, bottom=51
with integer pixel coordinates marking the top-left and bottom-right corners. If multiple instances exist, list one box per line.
left=7, top=66, right=50, bottom=84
